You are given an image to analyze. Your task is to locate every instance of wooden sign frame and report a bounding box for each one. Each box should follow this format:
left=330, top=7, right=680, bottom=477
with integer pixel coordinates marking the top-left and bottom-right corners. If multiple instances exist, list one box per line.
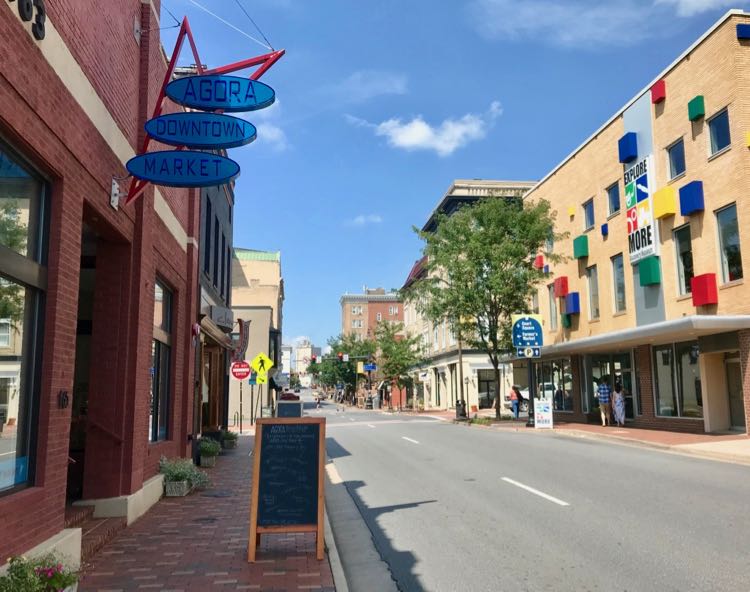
left=248, top=417, right=326, bottom=562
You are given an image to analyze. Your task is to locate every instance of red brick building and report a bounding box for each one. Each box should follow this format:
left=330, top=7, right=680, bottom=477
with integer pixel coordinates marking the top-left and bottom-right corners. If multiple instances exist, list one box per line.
left=0, top=1, right=198, bottom=565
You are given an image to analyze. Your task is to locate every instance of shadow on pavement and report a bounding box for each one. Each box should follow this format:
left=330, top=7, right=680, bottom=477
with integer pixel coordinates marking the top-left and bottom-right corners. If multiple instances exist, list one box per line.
left=326, top=437, right=352, bottom=459
left=344, top=478, right=432, bottom=592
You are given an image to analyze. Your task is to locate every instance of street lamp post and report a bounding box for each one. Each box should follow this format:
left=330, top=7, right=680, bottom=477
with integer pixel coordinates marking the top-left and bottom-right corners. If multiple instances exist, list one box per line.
left=463, top=376, right=469, bottom=418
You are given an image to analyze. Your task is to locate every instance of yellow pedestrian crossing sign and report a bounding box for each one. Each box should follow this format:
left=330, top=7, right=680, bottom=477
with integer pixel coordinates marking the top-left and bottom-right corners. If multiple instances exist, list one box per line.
left=251, top=352, right=274, bottom=374
left=255, top=373, right=267, bottom=385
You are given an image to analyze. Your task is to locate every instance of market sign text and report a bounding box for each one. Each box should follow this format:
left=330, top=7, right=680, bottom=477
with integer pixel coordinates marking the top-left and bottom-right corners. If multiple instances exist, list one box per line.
left=126, top=151, right=240, bottom=188
left=145, top=112, right=257, bottom=149
left=166, top=75, right=275, bottom=112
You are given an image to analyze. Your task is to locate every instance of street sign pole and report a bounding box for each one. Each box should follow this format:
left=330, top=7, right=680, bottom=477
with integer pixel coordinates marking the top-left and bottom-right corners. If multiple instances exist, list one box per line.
left=240, top=381, right=243, bottom=434
left=250, top=385, right=255, bottom=426
left=526, top=360, right=535, bottom=428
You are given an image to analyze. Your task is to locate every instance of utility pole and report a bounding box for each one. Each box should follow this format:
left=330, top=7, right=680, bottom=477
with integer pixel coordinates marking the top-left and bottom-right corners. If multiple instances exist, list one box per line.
left=457, top=334, right=466, bottom=418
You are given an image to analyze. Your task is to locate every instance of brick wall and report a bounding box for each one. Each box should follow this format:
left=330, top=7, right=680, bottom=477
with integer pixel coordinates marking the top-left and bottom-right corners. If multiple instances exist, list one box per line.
left=0, top=1, right=197, bottom=560
left=738, top=329, right=750, bottom=429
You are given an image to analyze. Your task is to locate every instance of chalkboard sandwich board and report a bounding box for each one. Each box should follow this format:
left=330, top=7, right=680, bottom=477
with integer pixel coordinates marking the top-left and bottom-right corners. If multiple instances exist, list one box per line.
left=248, top=417, right=326, bottom=562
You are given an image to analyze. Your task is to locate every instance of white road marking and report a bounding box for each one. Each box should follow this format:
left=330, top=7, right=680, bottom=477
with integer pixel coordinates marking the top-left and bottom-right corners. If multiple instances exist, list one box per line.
left=501, top=477, right=570, bottom=507
left=367, top=424, right=375, bottom=428
left=402, top=437, right=420, bottom=445
left=348, top=418, right=354, bottom=422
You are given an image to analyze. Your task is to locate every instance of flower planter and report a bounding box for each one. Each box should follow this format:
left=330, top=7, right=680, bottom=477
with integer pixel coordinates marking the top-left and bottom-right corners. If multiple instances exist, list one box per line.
left=200, top=454, right=216, bottom=468
left=222, top=439, right=237, bottom=450
left=165, top=480, right=190, bottom=497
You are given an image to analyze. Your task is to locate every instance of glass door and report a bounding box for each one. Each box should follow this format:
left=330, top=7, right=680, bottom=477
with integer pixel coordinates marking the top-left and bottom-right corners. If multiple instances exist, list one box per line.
left=726, top=360, right=745, bottom=429
left=612, top=352, right=636, bottom=419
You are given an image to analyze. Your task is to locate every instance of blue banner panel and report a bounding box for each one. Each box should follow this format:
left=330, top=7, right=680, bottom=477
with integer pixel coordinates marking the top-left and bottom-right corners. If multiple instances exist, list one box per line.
left=126, top=150, right=240, bottom=188
left=145, top=113, right=257, bottom=149
left=166, top=75, right=275, bottom=112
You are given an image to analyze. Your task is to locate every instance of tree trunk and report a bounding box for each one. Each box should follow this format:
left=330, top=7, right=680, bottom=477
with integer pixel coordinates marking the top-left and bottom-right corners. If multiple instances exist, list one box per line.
left=494, top=362, right=502, bottom=420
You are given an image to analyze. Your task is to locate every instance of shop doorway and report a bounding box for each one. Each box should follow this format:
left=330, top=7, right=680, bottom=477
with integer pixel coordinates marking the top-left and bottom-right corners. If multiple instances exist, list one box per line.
left=726, top=360, right=745, bottom=430
left=67, top=226, right=96, bottom=501
left=586, top=353, right=636, bottom=419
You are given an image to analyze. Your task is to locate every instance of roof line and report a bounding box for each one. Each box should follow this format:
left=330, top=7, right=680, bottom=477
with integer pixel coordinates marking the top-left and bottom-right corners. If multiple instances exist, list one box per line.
left=524, top=9, right=748, bottom=200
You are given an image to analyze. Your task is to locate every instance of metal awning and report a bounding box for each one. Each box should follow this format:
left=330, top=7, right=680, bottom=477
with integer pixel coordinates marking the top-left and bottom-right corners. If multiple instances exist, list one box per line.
left=534, top=315, right=750, bottom=358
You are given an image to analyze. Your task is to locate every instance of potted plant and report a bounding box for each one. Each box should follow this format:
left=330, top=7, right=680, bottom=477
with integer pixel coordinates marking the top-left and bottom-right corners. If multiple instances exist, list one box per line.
left=199, top=438, right=221, bottom=467
left=159, top=457, right=209, bottom=496
left=0, top=554, right=78, bottom=592
left=221, top=430, right=238, bottom=449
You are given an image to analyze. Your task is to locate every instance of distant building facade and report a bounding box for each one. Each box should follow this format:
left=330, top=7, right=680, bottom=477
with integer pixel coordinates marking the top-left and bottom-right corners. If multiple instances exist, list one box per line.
left=228, top=249, right=283, bottom=422
left=294, top=340, right=321, bottom=388
left=403, top=180, right=535, bottom=412
left=341, top=288, right=403, bottom=340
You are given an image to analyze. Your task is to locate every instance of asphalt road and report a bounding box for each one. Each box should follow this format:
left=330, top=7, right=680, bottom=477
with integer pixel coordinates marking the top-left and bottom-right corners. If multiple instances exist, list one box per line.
left=311, top=396, right=750, bottom=592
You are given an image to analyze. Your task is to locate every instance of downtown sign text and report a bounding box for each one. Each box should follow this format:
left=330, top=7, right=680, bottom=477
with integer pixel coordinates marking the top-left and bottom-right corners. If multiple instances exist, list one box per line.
left=127, top=75, right=275, bottom=188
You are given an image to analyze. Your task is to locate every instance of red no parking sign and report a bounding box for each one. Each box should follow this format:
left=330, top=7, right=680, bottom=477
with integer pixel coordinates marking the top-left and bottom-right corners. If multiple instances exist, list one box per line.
left=231, top=361, right=251, bottom=380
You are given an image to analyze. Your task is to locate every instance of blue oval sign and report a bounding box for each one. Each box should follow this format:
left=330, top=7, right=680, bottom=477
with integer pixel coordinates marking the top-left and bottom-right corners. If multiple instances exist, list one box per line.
left=166, top=75, right=275, bottom=112
left=126, top=150, right=240, bottom=188
left=145, top=113, right=257, bottom=149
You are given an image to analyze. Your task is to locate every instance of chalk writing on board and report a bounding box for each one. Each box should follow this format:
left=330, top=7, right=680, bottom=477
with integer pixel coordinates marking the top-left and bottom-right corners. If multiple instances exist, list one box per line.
left=257, top=423, right=319, bottom=526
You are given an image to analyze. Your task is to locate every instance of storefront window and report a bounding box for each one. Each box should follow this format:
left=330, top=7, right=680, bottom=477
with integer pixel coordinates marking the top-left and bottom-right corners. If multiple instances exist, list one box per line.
left=676, top=342, right=702, bottom=418
left=534, top=358, right=573, bottom=411
left=0, top=144, right=46, bottom=493
left=478, top=369, right=496, bottom=409
left=653, top=345, right=678, bottom=417
left=150, top=280, right=173, bottom=442
left=585, top=353, right=636, bottom=418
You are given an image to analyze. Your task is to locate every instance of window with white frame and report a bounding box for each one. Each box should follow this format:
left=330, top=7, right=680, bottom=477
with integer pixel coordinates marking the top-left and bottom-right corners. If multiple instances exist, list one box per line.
left=583, top=199, right=595, bottom=230
left=351, top=305, right=362, bottom=315
left=376, top=312, right=382, bottom=321
left=708, top=108, right=731, bottom=155
left=389, top=305, right=398, bottom=315
left=531, top=291, right=539, bottom=315
left=351, top=319, right=363, bottom=329
left=586, top=265, right=599, bottom=319
left=612, top=254, right=626, bottom=312
left=0, top=319, right=10, bottom=347
left=606, top=183, right=620, bottom=216
left=548, top=285, right=558, bottom=331
left=717, top=203, right=743, bottom=283
left=667, top=138, right=686, bottom=179
left=674, top=224, right=693, bottom=295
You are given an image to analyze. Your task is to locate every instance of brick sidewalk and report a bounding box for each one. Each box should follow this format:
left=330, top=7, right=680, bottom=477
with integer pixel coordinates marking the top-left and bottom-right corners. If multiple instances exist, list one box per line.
left=79, top=435, right=335, bottom=592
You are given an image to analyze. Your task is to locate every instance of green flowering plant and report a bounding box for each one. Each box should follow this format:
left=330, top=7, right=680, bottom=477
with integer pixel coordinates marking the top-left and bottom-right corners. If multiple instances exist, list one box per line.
left=0, top=554, right=77, bottom=592
left=198, top=438, right=221, bottom=457
left=222, top=429, right=238, bottom=441
left=159, top=456, right=210, bottom=489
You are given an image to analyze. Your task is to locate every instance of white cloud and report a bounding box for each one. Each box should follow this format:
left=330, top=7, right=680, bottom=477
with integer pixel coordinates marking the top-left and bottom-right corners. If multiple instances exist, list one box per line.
left=345, top=214, right=383, bottom=227
left=346, top=101, right=502, bottom=157
left=469, top=0, right=741, bottom=47
left=240, top=100, right=289, bottom=151
left=330, top=70, right=408, bottom=103
left=655, top=0, right=737, bottom=16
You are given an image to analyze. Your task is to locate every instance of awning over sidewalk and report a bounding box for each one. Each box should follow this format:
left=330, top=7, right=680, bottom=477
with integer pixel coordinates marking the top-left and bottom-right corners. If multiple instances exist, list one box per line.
left=536, top=315, right=750, bottom=358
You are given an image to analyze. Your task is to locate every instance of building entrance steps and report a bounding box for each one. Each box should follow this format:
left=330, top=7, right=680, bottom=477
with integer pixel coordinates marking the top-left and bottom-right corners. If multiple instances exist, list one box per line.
left=78, top=436, right=336, bottom=591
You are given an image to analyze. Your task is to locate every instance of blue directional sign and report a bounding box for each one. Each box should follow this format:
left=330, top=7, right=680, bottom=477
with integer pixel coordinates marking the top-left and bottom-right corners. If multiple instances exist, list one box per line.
left=145, top=113, right=257, bottom=149
left=516, top=347, right=541, bottom=358
left=364, top=363, right=377, bottom=372
left=126, top=150, right=240, bottom=188
left=166, top=75, right=275, bottom=112
left=511, top=314, right=544, bottom=348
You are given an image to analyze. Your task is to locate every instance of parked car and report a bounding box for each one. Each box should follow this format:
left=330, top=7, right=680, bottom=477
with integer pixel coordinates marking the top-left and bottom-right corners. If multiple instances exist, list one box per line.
left=478, top=390, right=496, bottom=409
left=503, top=389, right=530, bottom=413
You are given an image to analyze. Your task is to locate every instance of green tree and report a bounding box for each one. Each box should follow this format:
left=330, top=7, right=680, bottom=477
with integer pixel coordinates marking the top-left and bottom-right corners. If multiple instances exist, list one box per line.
left=289, top=372, right=301, bottom=389
left=406, top=196, right=565, bottom=418
left=311, top=334, right=376, bottom=396
left=373, top=321, right=425, bottom=409
left=0, top=200, right=27, bottom=325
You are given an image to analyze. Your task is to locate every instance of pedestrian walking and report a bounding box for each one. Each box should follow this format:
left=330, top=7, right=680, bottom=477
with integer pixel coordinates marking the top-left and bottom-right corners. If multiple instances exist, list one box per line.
left=510, top=386, right=522, bottom=419
left=613, top=383, right=626, bottom=427
left=597, top=381, right=612, bottom=426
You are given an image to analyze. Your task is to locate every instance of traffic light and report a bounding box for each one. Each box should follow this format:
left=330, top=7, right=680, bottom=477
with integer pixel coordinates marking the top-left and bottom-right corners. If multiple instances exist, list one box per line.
left=311, top=355, right=317, bottom=364
left=337, top=352, right=344, bottom=362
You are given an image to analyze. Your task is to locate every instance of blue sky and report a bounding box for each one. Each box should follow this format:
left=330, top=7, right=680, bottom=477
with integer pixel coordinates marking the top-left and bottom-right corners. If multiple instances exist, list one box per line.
left=161, top=0, right=747, bottom=348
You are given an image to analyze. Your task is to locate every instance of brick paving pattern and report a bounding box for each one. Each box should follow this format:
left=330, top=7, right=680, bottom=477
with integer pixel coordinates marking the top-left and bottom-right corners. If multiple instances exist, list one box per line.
left=78, top=435, right=335, bottom=592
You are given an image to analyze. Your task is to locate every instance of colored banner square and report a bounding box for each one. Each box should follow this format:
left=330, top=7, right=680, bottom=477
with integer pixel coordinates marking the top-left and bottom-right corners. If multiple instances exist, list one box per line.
left=625, top=181, right=636, bottom=209
left=627, top=206, right=639, bottom=234
left=635, top=173, right=649, bottom=203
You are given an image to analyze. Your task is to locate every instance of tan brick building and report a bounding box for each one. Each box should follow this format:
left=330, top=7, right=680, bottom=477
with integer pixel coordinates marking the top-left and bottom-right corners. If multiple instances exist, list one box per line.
left=522, top=10, right=750, bottom=434
left=340, top=288, right=403, bottom=340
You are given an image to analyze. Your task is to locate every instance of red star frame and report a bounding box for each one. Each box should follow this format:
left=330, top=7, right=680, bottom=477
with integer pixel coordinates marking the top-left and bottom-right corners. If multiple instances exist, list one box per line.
left=124, top=16, right=284, bottom=205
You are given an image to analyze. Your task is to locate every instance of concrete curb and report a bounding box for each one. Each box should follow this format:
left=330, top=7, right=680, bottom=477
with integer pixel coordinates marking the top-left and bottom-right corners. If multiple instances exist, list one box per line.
left=324, top=509, right=348, bottom=592
left=450, top=419, right=750, bottom=465
left=324, top=462, right=399, bottom=592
